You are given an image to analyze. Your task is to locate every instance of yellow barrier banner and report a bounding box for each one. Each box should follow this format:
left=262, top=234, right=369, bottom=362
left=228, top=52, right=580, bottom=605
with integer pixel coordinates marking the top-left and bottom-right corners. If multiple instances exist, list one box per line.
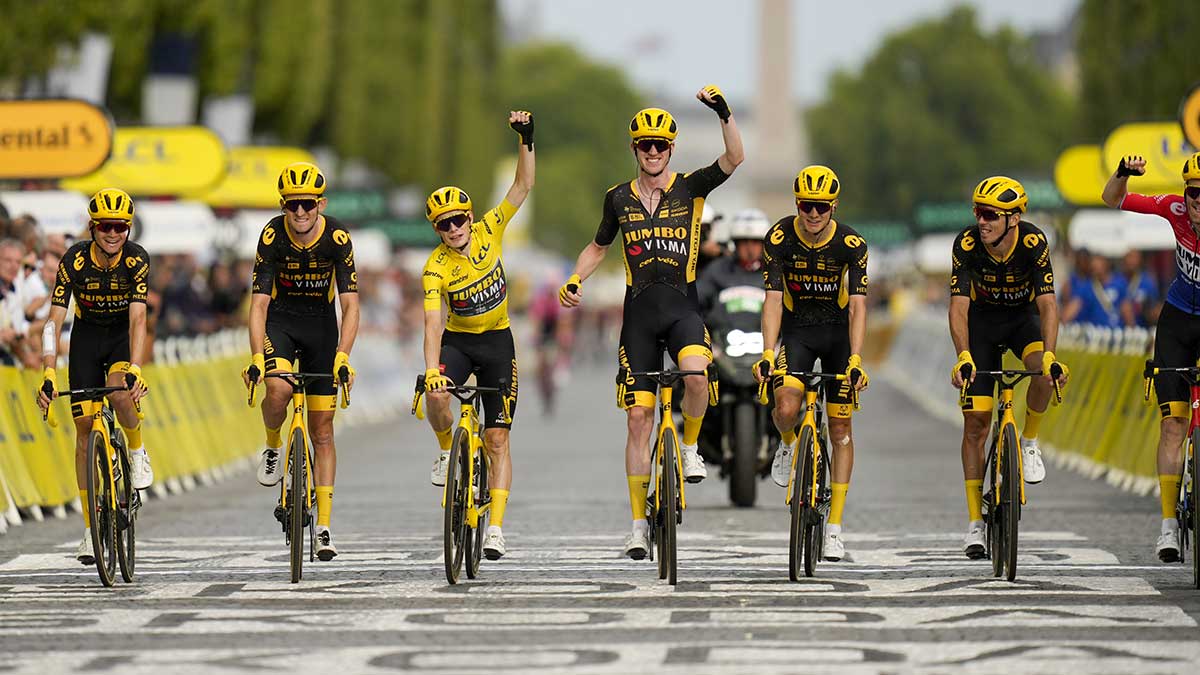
left=61, top=126, right=228, bottom=196
left=0, top=367, right=41, bottom=510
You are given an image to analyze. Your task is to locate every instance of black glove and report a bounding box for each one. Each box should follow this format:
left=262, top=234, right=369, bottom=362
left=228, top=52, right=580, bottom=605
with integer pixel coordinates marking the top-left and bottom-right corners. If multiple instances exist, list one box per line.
left=510, top=112, right=534, bottom=148
left=700, top=85, right=731, bottom=122
left=1116, top=155, right=1145, bottom=177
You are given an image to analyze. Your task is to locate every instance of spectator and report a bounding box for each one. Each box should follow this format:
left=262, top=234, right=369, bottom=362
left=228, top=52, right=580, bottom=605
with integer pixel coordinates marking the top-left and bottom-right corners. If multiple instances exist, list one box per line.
left=207, top=261, right=246, bottom=330
left=1063, top=254, right=1128, bottom=328
left=0, top=238, right=29, bottom=366
left=1120, top=249, right=1161, bottom=327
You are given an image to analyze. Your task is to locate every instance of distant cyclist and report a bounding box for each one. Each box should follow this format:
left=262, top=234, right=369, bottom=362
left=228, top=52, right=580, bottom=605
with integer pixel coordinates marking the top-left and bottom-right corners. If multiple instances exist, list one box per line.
left=1102, top=152, right=1200, bottom=561
left=559, top=85, right=744, bottom=559
left=36, top=188, right=154, bottom=565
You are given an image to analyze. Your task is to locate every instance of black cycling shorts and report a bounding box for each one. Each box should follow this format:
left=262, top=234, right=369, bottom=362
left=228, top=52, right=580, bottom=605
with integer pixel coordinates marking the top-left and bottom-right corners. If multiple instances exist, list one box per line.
left=440, top=328, right=518, bottom=429
left=617, top=285, right=712, bottom=409
left=68, top=319, right=131, bottom=416
left=773, top=323, right=854, bottom=418
left=963, top=305, right=1044, bottom=412
left=1153, top=302, right=1200, bottom=418
left=264, top=313, right=339, bottom=409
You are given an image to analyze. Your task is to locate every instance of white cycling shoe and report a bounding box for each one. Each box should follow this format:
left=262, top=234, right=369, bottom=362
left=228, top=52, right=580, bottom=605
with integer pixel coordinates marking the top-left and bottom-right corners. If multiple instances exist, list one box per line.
left=1021, top=437, right=1046, bottom=484
left=680, top=443, right=707, bottom=483
left=823, top=530, right=845, bottom=562
left=963, top=520, right=987, bottom=560
left=430, top=451, right=450, bottom=487
left=315, top=526, right=338, bottom=561
left=76, top=532, right=94, bottom=565
left=128, top=449, right=153, bottom=490
left=483, top=526, right=506, bottom=560
left=624, top=521, right=649, bottom=560
left=257, top=447, right=282, bottom=486
left=1157, top=525, right=1181, bottom=563
left=771, top=441, right=795, bottom=487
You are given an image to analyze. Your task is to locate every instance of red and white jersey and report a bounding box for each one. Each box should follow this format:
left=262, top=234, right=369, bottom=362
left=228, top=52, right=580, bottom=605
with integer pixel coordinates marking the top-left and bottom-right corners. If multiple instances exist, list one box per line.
left=1120, top=192, right=1200, bottom=315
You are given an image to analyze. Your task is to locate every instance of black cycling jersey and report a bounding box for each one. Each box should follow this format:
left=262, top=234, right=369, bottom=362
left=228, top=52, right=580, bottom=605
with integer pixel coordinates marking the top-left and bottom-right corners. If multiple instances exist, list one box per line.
left=950, top=221, right=1054, bottom=310
left=594, top=161, right=730, bottom=305
left=762, top=219, right=868, bottom=328
left=52, top=240, right=150, bottom=326
left=252, top=215, right=357, bottom=318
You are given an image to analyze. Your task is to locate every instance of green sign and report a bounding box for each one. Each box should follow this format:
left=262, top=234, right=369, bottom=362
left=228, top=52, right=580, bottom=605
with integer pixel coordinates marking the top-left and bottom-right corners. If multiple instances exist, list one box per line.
left=362, top=218, right=439, bottom=247
left=324, top=190, right=389, bottom=223
left=851, top=221, right=914, bottom=249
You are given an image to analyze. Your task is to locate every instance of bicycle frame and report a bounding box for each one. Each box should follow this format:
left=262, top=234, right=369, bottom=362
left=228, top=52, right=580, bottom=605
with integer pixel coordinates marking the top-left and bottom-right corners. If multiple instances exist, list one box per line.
left=787, top=383, right=825, bottom=508
left=656, top=382, right=687, bottom=513
left=441, top=395, right=491, bottom=530
left=992, top=379, right=1027, bottom=508
left=278, top=380, right=314, bottom=518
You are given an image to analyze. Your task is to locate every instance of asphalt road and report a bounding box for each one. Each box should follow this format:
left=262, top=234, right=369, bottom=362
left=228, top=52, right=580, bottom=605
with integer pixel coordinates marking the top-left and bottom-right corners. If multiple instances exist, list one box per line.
left=2, top=365, right=1198, bottom=674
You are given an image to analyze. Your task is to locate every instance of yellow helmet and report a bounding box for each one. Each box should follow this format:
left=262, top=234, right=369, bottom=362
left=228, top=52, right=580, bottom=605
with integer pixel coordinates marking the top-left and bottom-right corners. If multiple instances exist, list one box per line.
left=629, top=108, right=677, bottom=142
left=1183, top=153, right=1200, bottom=182
left=425, top=186, right=473, bottom=222
left=793, top=165, right=840, bottom=201
left=972, top=176, right=1028, bottom=213
left=87, top=188, right=134, bottom=222
left=277, top=162, right=327, bottom=197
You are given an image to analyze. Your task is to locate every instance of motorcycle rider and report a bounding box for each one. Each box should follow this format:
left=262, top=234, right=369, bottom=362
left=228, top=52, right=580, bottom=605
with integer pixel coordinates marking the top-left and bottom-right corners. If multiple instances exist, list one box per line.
left=698, top=208, right=769, bottom=311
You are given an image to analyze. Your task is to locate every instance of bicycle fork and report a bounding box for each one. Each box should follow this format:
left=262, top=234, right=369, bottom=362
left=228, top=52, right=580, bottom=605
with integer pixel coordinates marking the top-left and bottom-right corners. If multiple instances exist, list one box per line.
left=279, top=387, right=313, bottom=516
left=657, top=385, right=687, bottom=512
left=996, top=388, right=1026, bottom=507
left=785, top=388, right=821, bottom=507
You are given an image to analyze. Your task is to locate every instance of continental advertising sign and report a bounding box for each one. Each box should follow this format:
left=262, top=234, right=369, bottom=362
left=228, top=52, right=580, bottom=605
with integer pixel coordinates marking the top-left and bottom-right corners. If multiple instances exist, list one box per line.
left=195, top=146, right=317, bottom=208
left=62, top=126, right=227, bottom=196
left=0, top=100, right=113, bottom=179
left=1055, top=123, right=1192, bottom=206
left=1180, top=82, right=1200, bottom=150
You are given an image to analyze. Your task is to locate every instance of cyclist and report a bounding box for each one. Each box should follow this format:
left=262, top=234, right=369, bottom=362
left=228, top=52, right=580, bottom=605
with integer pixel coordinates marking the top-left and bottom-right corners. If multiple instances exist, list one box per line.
left=35, top=188, right=153, bottom=565
left=1102, top=152, right=1200, bottom=561
left=243, top=162, right=359, bottom=562
left=421, top=111, right=535, bottom=561
left=559, top=86, right=744, bottom=559
left=949, top=176, right=1069, bottom=559
left=697, top=208, right=770, bottom=312
left=755, top=166, right=869, bottom=562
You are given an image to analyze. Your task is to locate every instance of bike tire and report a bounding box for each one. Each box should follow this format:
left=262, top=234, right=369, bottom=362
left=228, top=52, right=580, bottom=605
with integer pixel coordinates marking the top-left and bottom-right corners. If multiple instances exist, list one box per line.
left=1190, top=429, right=1200, bottom=589
left=662, top=429, right=679, bottom=586
left=115, top=442, right=136, bottom=583
left=800, top=427, right=819, bottom=578
left=787, top=426, right=813, bottom=581
left=466, top=447, right=489, bottom=579
left=729, top=401, right=758, bottom=508
left=288, top=428, right=306, bottom=584
left=443, top=428, right=470, bottom=584
left=986, top=434, right=1003, bottom=578
left=86, top=429, right=116, bottom=587
left=1003, top=422, right=1021, bottom=582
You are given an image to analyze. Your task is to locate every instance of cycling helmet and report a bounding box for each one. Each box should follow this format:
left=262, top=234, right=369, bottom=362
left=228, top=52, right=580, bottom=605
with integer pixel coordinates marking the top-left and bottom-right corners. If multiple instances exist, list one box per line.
left=793, top=165, right=840, bottom=201
left=1183, top=152, right=1200, bottom=182
left=425, top=186, right=473, bottom=222
left=277, top=162, right=326, bottom=197
left=629, top=108, right=677, bottom=142
left=972, top=176, right=1027, bottom=213
left=727, top=209, right=771, bottom=241
left=87, top=188, right=134, bottom=222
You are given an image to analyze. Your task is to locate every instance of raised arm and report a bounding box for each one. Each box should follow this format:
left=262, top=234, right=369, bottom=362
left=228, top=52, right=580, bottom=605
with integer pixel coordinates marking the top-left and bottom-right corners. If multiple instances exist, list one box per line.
left=503, top=110, right=536, bottom=208
left=1102, top=154, right=1145, bottom=208
left=696, top=84, right=744, bottom=174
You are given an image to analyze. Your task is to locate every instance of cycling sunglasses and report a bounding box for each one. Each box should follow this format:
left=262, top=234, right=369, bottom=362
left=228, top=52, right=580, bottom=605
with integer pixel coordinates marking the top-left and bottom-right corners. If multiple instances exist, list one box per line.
left=636, top=139, right=671, bottom=153
left=435, top=214, right=470, bottom=232
left=797, top=200, right=832, bottom=215
left=1186, top=186, right=1200, bottom=200
left=973, top=206, right=1014, bottom=222
left=283, top=198, right=320, bottom=213
left=93, top=220, right=130, bottom=234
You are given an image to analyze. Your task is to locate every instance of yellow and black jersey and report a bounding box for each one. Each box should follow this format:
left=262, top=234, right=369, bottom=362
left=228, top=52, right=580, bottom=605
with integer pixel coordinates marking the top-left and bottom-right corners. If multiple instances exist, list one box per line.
left=950, top=221, right=1054, bottom=310
left=251, top=215, right=357, bottom=318
left=594, top=161, right=730, bottom=305
left=422, top=199, right=519, bottom=334
left=762, top=219, right=868, bottom=328
left=52, top=240, right=150, bottom=326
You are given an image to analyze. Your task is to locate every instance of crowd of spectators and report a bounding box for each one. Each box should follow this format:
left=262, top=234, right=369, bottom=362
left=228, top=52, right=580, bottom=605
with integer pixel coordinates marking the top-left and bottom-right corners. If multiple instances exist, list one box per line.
left=1061, top=247, right=1165, bottom=329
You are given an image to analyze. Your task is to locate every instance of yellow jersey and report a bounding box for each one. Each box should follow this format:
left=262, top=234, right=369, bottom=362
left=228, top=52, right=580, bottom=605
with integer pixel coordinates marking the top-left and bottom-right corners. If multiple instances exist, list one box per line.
left=421, top=199, right=518, bottom=334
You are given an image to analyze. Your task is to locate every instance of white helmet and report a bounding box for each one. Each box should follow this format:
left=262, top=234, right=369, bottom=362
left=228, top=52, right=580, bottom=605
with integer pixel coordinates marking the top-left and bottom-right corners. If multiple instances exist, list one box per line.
left=701, top=201, right=719, bottom=226
left=727, top=208, right=771, bottom=241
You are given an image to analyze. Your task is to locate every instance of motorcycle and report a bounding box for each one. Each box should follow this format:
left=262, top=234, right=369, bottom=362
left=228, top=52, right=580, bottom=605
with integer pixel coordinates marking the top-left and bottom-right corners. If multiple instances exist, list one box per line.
left=698, top=284, right=777, bottom=507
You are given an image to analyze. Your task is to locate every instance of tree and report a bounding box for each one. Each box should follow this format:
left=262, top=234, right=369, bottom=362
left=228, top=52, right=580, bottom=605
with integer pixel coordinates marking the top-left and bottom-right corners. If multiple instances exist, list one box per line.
left=806, top=7, right=1076, bottom=220
left=497, top=43, right=643, bottom=255
left=1077, top=0, right=1200, bottom=139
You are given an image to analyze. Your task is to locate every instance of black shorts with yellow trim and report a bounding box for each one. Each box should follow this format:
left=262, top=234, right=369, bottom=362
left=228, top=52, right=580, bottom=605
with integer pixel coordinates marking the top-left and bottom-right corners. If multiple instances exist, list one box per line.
left=68, top=319, right=132, bottom=417
left=773, top=322, right=854, bottom=419
left=617, top=285, right=711, bottom=409
left=962, top=305, right=1044, bottom=413
left=1153, top=302, right=1200, bottom=419
left=264, top=312, right=338, bottom=411
left=440, top=328, right=518, bottom=429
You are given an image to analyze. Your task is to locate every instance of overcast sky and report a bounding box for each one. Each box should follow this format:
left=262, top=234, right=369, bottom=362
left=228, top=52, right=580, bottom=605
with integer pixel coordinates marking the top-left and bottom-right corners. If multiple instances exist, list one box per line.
left=499, top=0, right=1079, bottom=105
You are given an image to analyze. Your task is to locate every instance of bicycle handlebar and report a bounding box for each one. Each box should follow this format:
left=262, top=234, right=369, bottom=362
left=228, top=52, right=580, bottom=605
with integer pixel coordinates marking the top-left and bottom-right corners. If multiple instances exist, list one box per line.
left=411, top=374, right=508, bottom=420
left=245, top=369, right=350, bottom=409
left=1143, top=360, right=1200, bottom=402
left=755, top=369, right=856, bottom=408
left=41, top=384, right=135, bottom=429
left=958, top=368, right=1063, bottom=407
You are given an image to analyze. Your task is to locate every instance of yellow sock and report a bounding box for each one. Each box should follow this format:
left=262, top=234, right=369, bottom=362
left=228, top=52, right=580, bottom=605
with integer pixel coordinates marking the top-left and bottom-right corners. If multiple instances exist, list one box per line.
left=490, top=489, right=509, bottom=527
left=682, top=412, right=703, bottom=446
left=781, top=428, right=797, bottom=446
left=1023, top=407, right=1045, bottom=440
left=266, top=425, right=282, bottom=448
left=1160, top=474, right=1182, bottom=521
left=965, top=479, right=983, bottom=522
left=627, top=474, right=649, bottom=521
left=79, top=489, right=90, bottom=528
left=315, top=486, right=333, bottom=527
left=434, top=425, right=453, bottom=451
left=829, top=482, right=849, bottom=525
left=122, top=424, right=143, bottom=450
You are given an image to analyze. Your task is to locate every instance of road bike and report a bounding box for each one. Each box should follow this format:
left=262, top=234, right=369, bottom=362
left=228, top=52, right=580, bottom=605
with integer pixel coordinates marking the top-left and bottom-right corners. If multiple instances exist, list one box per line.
left=1144, top=361, right=1200, bottom=588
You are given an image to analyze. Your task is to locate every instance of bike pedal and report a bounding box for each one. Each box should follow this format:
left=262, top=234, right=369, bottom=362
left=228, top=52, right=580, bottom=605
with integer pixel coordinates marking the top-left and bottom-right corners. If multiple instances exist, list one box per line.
left=273, top=505, right=287, bottom=526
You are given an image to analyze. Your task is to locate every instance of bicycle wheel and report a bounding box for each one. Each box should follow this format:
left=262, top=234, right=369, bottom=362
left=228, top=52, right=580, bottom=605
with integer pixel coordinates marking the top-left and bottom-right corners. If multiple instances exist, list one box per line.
left=114, top=443, right=136, bottom=583
left=1002, top=422, right=1021, bottom=582
left=443, top=428, right=470, bottom=584
left=466, top=447, right=489, bottom=579
left=288, top=428, right=306, bottom=584
left=788, top=426, right=815, bottom=581
left=985, top=435, right=1003, bottom=577
left=86, top=429, right=116, bottom=587
left=800, top=428, right=820, bottom=578
left=661, top=429, right=679, bottom=586
left=1189, top=429, right=1199, bottom=589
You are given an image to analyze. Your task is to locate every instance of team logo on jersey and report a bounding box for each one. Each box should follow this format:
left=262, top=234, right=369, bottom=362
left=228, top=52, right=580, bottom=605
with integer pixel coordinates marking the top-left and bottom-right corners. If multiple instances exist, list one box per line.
left=54, top=286, right=66, bottom=298
left=1044, top=272, right=1053, bottom=285
left=125, top=255, right=143, bottom=268
left=844, top=235, right=864, bottom=248
left=1023, top=233, right=1043, bottom=249
left=333, top=229, right=350, bottom=246
left=351, top=272, right=358, bottom=284
left=860, top=275, right=869, bottom=287
left=961, top=235, right=976, bottom=251
left=263, top=227, right=276, bottom=245
left=627, top=244, right=644, bottom=256
left=950, top=275, right=958, bottom=287
left=770, top=228, right=786, bottom=245
left=136, top=282, right=147, bottom=294
left=1171, top=202, right=1187, bottom=216
left=73, top=254, right=85, bottom=271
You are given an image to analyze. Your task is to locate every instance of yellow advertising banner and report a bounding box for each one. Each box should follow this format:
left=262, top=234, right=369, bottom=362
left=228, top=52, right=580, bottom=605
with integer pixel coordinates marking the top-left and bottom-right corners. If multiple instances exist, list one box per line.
left=61, top=126, right=227, bottom=196
left=0, top=99, right=113, bottom=179
left=194, top=146, right=317, bottom=208
left=1053, top=145, right=1107, bottom=206
left=1101, top=122, right=1191, bottom=194
left=1180, top=82, right=1200, bottom=150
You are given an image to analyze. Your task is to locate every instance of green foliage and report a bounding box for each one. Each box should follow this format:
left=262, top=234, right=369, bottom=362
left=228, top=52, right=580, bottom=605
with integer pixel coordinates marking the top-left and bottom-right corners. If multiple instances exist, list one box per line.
left=498, top=43, right=644, bottom=255
left=1077, top=0, right=1200, bottom=138
left=807, top=7, right=1075, bottom=220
